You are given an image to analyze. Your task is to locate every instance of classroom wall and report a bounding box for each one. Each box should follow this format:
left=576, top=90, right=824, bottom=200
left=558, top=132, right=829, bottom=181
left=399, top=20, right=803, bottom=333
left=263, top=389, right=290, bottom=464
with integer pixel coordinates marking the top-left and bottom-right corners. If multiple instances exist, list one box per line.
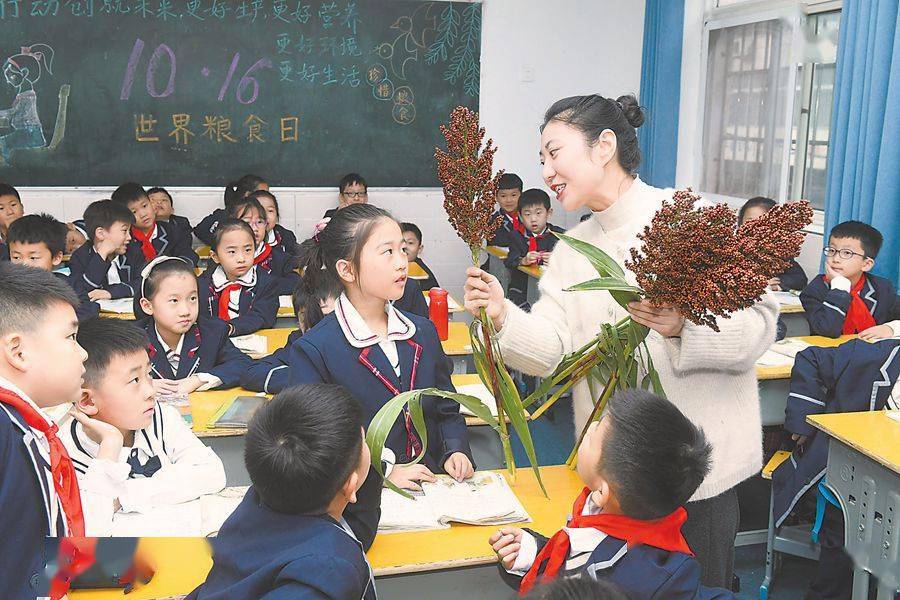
left=15, top=0, right=648, bottom=302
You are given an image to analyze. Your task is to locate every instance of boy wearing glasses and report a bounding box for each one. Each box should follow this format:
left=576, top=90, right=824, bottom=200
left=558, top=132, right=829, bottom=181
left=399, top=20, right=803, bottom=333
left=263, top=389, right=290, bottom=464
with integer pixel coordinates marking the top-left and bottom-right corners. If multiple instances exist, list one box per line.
left=324, top=173, right=368, bottom=219
left=800, top=220, right=900, bottom=338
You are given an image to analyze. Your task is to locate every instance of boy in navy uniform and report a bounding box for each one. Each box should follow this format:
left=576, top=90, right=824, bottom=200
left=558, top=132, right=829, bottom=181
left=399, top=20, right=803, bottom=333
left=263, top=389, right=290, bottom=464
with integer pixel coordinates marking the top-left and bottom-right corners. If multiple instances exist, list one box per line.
left=800, top=220, right=900, bottom=338
left=0, top=263, right=89, bottom=598
left=505, top=189, right=565, bottom=308
left=113, top=182, right=199, bottom=266
left=69, top=199, right=146, bottom=302
left=492, top=389, right=735, bottom=599
left=488, top=173, right=527, bottom=247
left=772, top=336, right=900, bottom=599
left=401, top=222, right=440, bottom=291
left=7, top=213, right=100, bottom=321
left=187, top=384, right=376, bottom=599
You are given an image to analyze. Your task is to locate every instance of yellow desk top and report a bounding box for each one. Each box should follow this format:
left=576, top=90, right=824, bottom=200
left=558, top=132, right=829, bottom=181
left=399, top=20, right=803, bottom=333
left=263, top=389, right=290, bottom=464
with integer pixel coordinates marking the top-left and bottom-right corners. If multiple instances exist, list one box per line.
left=754, top=335, right=855, bottom=381
left=518, top=264, right=543, bottom=279
left=808, top=411, right=900, bottom=474
left=485, top=245, right=509, bottom=259
left=258, top=327, right=292, bottom=354
left=408, top=261, right=428, bottom=280
left=197, top=245, right=211, bottom=259
left=442, top=321, right=473, bottom=356
left=70, top=537, right=212, bottom=600
left=779, top=303, right=805, bottom=315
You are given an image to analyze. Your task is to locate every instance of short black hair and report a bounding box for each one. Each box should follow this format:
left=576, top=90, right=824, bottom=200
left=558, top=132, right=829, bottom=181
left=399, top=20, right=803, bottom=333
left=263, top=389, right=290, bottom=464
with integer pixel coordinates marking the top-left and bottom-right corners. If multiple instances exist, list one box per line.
left=498, top=173, right=523, bottom=192
left=293, top=267, right=343, bottom=331
left=245, top=384, right=364, bottom=514
left=338, top=172, right=367, bottom=192
left=249, top=189, right=279, bottom=217
left=400, top=222, right=422, bottom=244
left=518, top=189, right=551, bottom=212
left=111, top=182, right=149, bottom=207
left=829, top=220, right=883, bottom=259
left=146, top=187, right=173, bottom=205
left=7, top=213, right=68, bottom=257
left=226, top=196, right=266, bottom=223
left=0, top=262, right=79, bottom=337
left=0, top=181, right=21, bottom=201
left=211, top=218, right=255, bottom=252
left=599, top=390, right=711, bottom=520
left=524, top=575, right=628, bottom=600
left=77, top=317, right=149, bottom=389
left=83, top=200, right=135, bottom=242
left=737, top=196, right=776, bottom=226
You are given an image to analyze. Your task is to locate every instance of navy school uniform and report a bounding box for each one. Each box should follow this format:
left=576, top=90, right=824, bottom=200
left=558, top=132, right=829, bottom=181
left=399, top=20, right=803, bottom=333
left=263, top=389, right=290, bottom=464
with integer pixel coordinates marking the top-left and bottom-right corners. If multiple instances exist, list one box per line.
left=800, top=273, right=900, bottom=337
left=777, top=258, right=808, bottom=292
left=241, top=328, right=303, bottom=394
left=487, top=209, right=526, bottom=248
left=198, top=265, right=279, bottom=336
left=142, top=316, right=251, bottom=389
left=504, top=223, right=565, bottom=270
left=0, top=388, right=70, bottom=599
left=257, top=228, right=301, bottom=296
left=0, top=240, right=7, bottom=261
left=130, top=220, right=199, bottom=266
left=193, top=208, right=228, bottom=247
left=395, top=276, right=428, bottom=317
left=412, top=257, right=439, bottom=292
left=186, top=487, right=376, bottom=600
left=69, top=240, right=146, bottom=300
left=53, top=271, right=101, bottom=321
left=163, top=214, right=193, bottom=244
left=287, top=296, right=472, bottom=549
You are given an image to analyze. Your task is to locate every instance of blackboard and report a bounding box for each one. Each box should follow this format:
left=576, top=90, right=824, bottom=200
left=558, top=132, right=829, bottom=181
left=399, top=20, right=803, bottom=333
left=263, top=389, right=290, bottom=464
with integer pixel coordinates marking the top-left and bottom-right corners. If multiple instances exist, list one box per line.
left=0, top=0, right=481, bottom=186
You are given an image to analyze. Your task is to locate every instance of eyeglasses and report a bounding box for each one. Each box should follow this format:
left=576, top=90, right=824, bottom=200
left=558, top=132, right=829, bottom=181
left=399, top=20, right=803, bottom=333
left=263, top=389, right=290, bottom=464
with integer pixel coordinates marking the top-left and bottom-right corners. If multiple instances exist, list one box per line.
left=342, top=191, right=368, bottom=199
left=823, top=247, right=867, bottom=260
left=244, top=219, right=267, bottom=228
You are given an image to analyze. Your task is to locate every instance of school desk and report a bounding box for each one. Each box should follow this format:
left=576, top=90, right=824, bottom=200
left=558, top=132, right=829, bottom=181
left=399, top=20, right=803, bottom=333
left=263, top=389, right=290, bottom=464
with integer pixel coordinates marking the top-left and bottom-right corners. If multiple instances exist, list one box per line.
left=408, top=260, right=429, bottom=280
left=443, top=320, right=475, bottom=374
left=808, top=411, right=900, bottom=599
left=196, top=245, right=211, bottom=260
left=423, top=290, right=465, bottom=314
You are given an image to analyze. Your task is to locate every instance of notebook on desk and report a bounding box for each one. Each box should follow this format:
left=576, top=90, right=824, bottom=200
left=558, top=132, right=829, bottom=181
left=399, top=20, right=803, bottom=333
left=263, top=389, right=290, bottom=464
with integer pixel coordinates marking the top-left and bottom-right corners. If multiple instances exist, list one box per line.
left=208, top=395, right=268, bottom=429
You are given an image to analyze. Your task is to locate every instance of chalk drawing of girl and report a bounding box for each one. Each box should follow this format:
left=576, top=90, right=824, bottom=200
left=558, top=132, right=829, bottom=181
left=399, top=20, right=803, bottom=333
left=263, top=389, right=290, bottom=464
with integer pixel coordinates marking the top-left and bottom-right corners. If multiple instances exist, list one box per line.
left=0, top=44, right=54, bottom=164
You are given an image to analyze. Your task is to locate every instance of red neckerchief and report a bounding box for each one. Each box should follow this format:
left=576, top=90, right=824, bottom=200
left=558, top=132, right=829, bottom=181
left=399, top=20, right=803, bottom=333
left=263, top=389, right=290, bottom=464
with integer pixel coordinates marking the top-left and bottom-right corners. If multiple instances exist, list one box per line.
left=527, top=228, right=549, bottom=259
left=131, top=224, right=158, bottom=262
left=506, top=211, right=526, bottom=236
left=254, top=242, right=273, bottom=270
left=49, top=538, right=98, bottom=600
left=519, top=487, right=692, bottom=595
left=217, top=283, right=243, bottom=321
left=842, top=274, right=876, bottom=334
left=0, top=388, right=85, bottom=537
left=358, top=340, right=423, bottom=459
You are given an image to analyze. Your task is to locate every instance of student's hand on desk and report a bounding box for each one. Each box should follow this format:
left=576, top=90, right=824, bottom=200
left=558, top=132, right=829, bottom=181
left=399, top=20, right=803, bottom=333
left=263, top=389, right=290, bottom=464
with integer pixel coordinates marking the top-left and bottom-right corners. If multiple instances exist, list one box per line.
left=387, top=464, right=437, bottom=491
left=464, top=267, right=508, bottom=329
left=539, top=252, right=551, bottom=265
left=152, top=378, right=180, bottom=395
left=768, top=277, right=782, bottom=291
left=490, top=527, right=524, bottom=569
left=521, top=252, right=540, bottom=266
left=444, top=452, right=474, bottom=482
left=859, top=324, right=894, bottom=342
left=71, top=409, right=124, bottom=461
left=175, top=376, right=204, bottom=395
left=88, top=289, right=112, bottom=301
left=627, top=300, right=685, bottom=337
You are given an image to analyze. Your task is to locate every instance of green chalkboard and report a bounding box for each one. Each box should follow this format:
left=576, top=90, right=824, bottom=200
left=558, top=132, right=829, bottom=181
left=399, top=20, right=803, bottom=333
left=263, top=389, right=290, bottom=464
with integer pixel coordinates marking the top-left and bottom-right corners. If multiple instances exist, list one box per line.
left=0, top=0, right=480, bottom=186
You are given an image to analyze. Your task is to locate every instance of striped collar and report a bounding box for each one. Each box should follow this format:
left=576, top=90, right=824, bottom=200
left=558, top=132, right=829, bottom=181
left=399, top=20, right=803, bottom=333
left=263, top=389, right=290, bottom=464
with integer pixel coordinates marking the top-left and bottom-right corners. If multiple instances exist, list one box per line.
left=266, top=229, right=277, bottom=245
left=154, top=325, right=184, bottom=357
left=212, top=264, right=257, bottom=291
left=334, top=293, right=416, bottom=349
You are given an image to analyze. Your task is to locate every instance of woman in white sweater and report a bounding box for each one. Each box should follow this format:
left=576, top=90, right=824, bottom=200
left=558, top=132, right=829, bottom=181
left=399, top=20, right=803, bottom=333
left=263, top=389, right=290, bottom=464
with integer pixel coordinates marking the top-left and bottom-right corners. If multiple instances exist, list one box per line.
left=464, top=94, right=777, bottom=589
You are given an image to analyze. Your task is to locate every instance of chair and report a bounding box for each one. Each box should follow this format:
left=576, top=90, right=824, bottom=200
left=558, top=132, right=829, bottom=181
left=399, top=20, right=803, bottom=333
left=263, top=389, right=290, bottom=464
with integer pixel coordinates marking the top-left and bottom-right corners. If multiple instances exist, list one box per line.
left=10, top=83, right=70, bottom=162
left=759, top=450, right=821, bottom=599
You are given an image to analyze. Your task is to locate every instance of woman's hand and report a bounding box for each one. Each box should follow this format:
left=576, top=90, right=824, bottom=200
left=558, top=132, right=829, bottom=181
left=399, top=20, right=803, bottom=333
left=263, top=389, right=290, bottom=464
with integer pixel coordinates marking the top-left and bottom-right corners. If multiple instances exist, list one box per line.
left=464, top=267, right=508, bottom=329
left=386, top=464, right=437, bottom=491
left=627, top=300, right=685, bottom=337
left=444, top=452, right=474, bottom=482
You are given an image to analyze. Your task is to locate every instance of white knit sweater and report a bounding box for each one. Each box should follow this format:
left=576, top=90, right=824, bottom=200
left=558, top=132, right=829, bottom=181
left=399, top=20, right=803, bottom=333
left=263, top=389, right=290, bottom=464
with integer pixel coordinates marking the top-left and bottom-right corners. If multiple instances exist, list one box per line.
left=495, top=178, right=778, bottom=501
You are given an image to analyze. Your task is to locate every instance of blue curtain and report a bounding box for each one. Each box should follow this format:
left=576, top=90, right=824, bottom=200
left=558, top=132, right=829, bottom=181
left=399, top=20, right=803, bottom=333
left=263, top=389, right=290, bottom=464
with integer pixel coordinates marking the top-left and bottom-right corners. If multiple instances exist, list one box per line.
left=824, top=0, right=900, bottom=285
left=636, top=0, right=685, bottom=188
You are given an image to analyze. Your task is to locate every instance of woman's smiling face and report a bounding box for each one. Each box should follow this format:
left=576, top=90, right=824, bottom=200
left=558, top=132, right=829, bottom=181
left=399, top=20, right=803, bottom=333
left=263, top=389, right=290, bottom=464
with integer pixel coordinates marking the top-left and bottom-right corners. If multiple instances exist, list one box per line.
left=540, top=120, right=612, bottom=212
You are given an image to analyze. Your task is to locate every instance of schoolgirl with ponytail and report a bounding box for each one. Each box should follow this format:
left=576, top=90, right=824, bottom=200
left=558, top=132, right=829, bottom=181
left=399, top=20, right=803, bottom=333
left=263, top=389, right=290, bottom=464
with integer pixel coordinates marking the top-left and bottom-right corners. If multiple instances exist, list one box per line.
left=193, top=174, right=269, bottom=246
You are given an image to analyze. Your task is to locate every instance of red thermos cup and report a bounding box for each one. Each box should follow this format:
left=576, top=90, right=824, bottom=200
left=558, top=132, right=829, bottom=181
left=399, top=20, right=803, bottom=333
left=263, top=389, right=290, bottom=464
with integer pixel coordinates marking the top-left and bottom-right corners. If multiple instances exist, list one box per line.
left=428, top=288, right=449, bottom=341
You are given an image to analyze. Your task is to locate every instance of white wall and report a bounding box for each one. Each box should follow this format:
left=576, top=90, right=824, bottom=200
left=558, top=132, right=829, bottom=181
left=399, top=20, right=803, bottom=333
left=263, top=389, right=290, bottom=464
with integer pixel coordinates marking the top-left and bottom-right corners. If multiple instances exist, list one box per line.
left=15, top=0, right=648, bottom=301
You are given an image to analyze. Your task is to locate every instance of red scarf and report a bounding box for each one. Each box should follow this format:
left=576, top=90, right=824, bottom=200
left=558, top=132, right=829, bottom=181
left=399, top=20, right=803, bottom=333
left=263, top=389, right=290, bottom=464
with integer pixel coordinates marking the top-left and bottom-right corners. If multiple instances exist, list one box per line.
left=841, top=274, right=877, bottom=334
left=131, top=225, right=158, bottom=262
left=0, top=388, right=85, bottom=537
left=519, top=487, right=692, bottom=595
left=253, top=242, right=272, bottom=269
left=217, top=283, right=243, bottom=321
left=506, top=211, right=526, bottom=236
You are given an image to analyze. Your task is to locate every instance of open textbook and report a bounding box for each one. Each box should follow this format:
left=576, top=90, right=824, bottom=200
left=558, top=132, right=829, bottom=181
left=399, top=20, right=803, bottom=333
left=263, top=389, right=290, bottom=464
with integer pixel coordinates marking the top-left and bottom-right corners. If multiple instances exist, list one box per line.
left=111, top=486, right=247, bottom=537
left=378, top=471, right=530, bottom=533
left=96, top=298, right=134, bottom=314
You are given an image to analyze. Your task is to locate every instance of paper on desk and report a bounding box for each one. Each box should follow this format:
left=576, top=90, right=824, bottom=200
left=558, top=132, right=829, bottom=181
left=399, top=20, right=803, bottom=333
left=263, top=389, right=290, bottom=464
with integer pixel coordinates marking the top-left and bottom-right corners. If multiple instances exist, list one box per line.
left=769, top=338, right=811, bottom=358
left=279, top=295, right=293, bottom=309
left=886, top=410, right=900, bottom=423
left=231, top=334, right=268, bottom=356
left=456, top=383, right=497, bottom=417
left=756, top=349, right=795, bottom=368
left=378, top=471, right=529, bottom=533
left=110, top=486, right=248, bottom=537
left=772, top=291, right=803, bottom=307
left=97, top=298, right=134, bottom=314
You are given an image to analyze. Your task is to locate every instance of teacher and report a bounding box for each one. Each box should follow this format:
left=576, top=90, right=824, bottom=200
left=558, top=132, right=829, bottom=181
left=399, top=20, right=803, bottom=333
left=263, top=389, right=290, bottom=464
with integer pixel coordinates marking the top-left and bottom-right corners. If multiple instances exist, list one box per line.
left=464, top=94, right=777, bottom=588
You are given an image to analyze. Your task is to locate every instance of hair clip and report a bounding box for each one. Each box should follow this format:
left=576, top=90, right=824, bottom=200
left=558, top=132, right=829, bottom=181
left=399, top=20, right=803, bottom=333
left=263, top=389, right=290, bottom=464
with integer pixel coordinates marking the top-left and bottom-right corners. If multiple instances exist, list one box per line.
left=140, top=256, right=190, bottom=298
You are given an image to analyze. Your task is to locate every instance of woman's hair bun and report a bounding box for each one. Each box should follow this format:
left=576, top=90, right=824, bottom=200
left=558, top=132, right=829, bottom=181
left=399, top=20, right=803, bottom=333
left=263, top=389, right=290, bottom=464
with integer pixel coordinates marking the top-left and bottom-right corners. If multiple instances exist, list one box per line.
left=616, top=94, right=645, bottom=129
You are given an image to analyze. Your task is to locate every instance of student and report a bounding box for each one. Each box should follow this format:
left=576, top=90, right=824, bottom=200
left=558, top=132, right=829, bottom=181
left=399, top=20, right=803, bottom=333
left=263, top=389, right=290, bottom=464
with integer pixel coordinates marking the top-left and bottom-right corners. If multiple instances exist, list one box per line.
left=112, top=182, right=199, bottom=266
left=491, top=389, right=734, bottom=599
left=0, top=264, right=89, bottom=597
left=0, top=181, right=24, bottom=260
left=65, top=220, right=88, bottom=255
left=194, top=174, right=268, bottom=246
left=7, top=213, right=100, bottom=321
left=324, top=172, right=368, bottom=219
left=401, top=221, right=439, bottom=291
left=198, top=219, right=278, bottom=336
left=504, top=189, right=565, bottom=308
left=241, top=267, right=342, bottom=394
left=800, top=220, right=900, bottom=338
left=58, top=317, right=226, bottom=536
left=232, top=192, right=300, bottom=296
left=186, top=384, right=376, bottom=599
left=772, top=336, right=900, bottom=599
left=148, top=186, right=193, bottom=243
left=287, top=204, right=474, bottom=549
left=137, top=256, right=250, bottom=393
left=69, top=199, right=145, bottom=301
left=251, top=188, right=299, bottom=258
left=488, top=173, right=527, bottom=247
left=737, top=197, right=808, bottom=291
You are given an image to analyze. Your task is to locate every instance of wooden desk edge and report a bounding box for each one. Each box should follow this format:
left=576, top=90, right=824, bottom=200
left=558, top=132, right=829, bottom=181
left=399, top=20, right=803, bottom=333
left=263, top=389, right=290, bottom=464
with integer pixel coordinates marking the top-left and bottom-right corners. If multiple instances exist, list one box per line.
left=374, top=554, right=496, bottom=577
left=807, top=413, right=900, bottom=474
